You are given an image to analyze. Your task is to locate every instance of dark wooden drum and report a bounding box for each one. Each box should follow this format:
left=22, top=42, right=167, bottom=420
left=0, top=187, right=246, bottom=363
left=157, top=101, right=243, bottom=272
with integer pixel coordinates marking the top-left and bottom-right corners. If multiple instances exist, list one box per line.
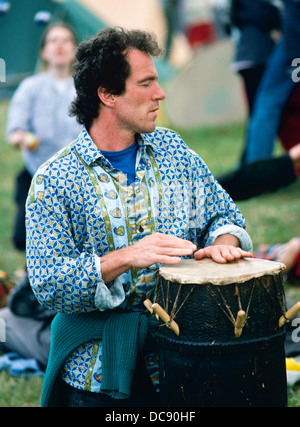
left=150, top=257, right=288, bottom=407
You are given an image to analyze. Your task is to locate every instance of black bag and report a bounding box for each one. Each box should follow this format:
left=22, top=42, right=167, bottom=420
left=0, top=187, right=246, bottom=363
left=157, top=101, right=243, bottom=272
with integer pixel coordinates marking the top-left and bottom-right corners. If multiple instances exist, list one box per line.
left=8, top=273, right=55, bottom=322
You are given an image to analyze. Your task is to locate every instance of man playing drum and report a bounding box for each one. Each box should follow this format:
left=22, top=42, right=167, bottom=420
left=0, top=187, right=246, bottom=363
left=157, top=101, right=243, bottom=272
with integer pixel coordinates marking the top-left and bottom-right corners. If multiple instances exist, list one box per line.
left=25, top=27, right=252, bottom=407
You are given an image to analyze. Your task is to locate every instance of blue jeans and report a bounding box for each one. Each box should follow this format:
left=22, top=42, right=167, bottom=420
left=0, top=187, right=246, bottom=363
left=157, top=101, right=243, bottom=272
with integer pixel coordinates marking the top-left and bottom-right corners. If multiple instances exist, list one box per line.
left=63, top=383, right=159, bottom=407
left=61, top=357, right=160, bottom=407
left=244, top=39, right=296, bottom=163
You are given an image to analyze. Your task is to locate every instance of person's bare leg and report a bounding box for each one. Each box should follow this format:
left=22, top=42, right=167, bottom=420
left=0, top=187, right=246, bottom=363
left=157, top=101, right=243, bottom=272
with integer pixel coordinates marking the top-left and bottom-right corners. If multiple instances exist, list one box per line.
left=277, top=237, right=300, bottom=272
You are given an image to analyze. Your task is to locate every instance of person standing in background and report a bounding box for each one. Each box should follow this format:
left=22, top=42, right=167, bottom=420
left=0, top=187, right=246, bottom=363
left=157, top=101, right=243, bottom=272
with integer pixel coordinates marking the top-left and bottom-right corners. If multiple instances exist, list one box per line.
left=243, top=0, right=300, bottom=164
left=6, top=22, right=82, bottom=251
left=230, top=0, right=282, bottom=164
left=230, top=0, right=282, bottom=116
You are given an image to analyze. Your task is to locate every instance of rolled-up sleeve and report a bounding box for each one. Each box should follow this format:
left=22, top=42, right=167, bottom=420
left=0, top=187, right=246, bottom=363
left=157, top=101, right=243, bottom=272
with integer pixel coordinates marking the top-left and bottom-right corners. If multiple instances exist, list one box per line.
left=205, top=223, right=253, bottom=252
left=93, top=254, right=127, bottom=311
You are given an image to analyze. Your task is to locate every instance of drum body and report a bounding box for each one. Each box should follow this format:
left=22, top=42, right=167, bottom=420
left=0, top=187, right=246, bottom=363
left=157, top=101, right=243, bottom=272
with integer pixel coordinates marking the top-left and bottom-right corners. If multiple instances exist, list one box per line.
left=153, top=258, right=287, bottom=407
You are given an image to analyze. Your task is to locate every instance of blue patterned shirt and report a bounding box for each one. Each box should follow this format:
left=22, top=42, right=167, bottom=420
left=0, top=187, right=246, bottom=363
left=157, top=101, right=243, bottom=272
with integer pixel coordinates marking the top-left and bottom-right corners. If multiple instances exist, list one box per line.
left=26, top=127, right=252, bottom=392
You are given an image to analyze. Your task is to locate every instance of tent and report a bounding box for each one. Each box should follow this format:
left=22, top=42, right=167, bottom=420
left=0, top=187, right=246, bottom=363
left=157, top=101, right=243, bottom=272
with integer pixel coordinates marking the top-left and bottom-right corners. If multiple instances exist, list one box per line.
left=164, top=39, right=246, bottom=128
left=0, top=0, right=107, bottom=95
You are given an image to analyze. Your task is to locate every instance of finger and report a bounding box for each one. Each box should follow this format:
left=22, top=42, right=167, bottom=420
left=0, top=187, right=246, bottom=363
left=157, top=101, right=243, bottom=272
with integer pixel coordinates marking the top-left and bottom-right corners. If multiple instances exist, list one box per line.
left=226, top=248, right=253, bottom=259
left=241, top=250, right=253, bottom=257
left=194, top=247, right=227, bottom=262
left=210, top=251, right=228, bottom=264
left=193, top=248, right=206, bottom=259
left=218, top=247, right=253, bottom=262
left=164, top=236, right=197, bottom=251
left=220, top=246, right=239, bottom=261
left=156, top=255, right=182, bottom=264
left=157, top=246, right=196, bottom=257
left=154, top=234, right=197, bottom=251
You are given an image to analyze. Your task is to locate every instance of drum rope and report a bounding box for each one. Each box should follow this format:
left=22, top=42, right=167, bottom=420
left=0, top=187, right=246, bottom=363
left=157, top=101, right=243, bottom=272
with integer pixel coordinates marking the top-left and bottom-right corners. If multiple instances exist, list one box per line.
left=155, top=278, right=196, bottom=328
left=237, top=285, right=243, bottom=311
left=214, top=286, right=236, bottom=325
left=170, top=283, right=182, bottom=319
left=154, top=273, right=168, bottom=311
left=170, top=284, right=197, bottom=321
left=208, top=282, right=256, bottom=328
left=260, top=275, right=287, bottom=317
left=244, top=281, right=255, bottom=320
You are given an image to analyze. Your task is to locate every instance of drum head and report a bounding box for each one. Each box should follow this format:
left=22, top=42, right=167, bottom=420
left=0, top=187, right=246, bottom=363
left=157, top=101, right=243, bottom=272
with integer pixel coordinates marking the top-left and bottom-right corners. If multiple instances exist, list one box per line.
left=158, top=257, right=285, bottom=286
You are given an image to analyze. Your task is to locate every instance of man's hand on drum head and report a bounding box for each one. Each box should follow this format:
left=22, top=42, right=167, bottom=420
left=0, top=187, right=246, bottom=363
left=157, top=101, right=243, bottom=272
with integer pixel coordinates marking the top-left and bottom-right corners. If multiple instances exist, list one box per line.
left=100, top=233, right=197, bottom=285
left=194, top=234, right=252, bottom=264
left=194, top=245, right=252, bottom=264
left=128, top=232, right=197, bottom=267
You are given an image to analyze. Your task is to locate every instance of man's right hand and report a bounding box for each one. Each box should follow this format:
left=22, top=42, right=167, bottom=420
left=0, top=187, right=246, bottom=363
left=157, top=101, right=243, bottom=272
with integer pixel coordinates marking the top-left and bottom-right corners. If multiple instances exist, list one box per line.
left=100, top=232, right=197, bottom=284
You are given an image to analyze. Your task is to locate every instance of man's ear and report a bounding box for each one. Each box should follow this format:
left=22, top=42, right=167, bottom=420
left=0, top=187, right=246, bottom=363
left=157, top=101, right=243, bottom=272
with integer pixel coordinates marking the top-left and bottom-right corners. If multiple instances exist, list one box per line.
left=97, top=86, right=116, bottom=107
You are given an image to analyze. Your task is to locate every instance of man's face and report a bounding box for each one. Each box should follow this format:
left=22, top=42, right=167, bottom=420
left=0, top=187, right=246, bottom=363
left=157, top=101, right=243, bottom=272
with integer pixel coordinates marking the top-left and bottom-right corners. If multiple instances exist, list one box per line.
left=114, top=49, right=166, bottom=135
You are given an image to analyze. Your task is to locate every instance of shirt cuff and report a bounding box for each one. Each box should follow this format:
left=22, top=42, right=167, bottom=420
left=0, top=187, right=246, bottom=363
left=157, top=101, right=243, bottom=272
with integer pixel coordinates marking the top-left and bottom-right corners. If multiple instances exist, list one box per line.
left=94, top=254, right=102, bottom=279
left=205, top=224, right=253, bottom=253
left=94, top=254, right=126, bottom=311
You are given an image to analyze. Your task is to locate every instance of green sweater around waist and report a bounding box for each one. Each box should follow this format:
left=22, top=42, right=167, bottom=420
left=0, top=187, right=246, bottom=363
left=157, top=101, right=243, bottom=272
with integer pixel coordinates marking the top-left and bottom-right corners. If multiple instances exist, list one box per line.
left=41, top=309, right=150, bottom=407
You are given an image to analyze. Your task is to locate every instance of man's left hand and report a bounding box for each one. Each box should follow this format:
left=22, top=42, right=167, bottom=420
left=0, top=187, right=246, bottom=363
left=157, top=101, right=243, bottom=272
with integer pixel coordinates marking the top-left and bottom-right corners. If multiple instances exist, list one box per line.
left=194, top=245, right=252, bottom=264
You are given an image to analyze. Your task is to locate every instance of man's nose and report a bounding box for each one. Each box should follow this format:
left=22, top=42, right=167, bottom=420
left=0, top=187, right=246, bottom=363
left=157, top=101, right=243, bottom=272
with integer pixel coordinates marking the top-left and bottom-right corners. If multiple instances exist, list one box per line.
left=155, top=83, right=166, bottom=101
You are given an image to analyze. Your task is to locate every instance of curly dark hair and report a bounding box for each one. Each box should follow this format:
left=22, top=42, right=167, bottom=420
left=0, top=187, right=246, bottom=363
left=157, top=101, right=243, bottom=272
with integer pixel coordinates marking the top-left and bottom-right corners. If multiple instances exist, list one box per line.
left=69, top=27, right=164, bottom=130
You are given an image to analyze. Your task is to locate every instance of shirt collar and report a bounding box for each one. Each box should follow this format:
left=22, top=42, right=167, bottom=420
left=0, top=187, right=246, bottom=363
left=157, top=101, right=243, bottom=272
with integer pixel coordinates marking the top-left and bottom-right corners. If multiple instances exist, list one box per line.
left=75, top=127, right=161, bottom=166
left=136, top=131, right=160, bottom=153
left=74, top=128, right=103, bottom=166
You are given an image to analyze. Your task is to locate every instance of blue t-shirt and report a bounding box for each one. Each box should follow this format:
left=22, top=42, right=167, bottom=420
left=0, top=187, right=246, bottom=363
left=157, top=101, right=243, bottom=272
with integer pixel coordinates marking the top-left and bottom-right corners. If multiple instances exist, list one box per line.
left=101, top=140, right=138, bottom=184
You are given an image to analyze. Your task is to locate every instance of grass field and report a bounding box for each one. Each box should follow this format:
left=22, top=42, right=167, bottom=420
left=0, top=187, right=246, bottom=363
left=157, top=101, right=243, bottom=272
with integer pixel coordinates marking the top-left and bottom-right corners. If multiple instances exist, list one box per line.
left=0, top=98, right=300, bottom=406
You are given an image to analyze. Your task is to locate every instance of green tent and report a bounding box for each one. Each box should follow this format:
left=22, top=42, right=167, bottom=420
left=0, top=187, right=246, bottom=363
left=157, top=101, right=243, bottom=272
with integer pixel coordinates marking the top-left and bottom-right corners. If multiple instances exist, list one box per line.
left=0, top=0, right=105, bottom=96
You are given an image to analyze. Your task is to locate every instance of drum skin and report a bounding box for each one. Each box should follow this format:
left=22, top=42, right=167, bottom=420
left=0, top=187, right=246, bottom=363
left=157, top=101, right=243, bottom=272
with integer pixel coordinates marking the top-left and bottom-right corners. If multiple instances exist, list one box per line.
left=152, top=258, right=288, bottom=407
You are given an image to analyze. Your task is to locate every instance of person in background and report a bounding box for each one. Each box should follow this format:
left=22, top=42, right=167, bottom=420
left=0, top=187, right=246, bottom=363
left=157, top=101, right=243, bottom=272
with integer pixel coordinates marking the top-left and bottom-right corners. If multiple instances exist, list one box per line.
left=6, top=21, right=82, bottom=252
left=161, top=0, right=182, bottom=60
left=217, top=142, right=300, bottom=201
left=255, top=236, right=300, bottom=285
left=230, top=0, right=282, bottom=117
left=243, top=0, right=300, bottom=163
left=230, top=0, right=282, bottom=164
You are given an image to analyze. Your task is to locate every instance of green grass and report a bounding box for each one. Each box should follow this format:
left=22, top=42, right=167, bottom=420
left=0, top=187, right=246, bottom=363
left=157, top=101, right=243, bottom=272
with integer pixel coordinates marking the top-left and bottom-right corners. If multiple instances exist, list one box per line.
left=0, top=371, right=43, bottom=407
left=1, top=99, right=300, bottom=406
